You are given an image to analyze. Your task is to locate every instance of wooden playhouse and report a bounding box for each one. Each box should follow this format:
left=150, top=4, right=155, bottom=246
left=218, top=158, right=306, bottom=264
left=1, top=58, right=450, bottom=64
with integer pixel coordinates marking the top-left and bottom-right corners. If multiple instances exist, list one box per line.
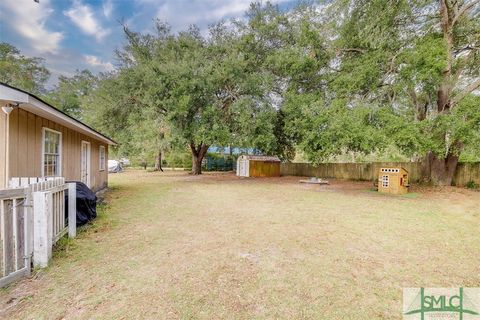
left=236, top=155, right=281, bottom=177
left=378, top=167, right=409, bottom=195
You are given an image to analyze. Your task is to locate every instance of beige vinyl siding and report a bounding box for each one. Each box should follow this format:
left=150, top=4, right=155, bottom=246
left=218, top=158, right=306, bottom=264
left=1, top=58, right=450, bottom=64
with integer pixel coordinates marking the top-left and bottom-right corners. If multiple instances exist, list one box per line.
left=6, top=108, right=108, bottom=192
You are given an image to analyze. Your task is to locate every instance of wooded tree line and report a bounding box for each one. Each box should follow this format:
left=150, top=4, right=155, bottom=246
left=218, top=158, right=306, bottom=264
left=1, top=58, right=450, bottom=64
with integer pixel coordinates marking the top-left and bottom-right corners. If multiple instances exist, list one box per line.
left=1, top=0, right=479, bottom=184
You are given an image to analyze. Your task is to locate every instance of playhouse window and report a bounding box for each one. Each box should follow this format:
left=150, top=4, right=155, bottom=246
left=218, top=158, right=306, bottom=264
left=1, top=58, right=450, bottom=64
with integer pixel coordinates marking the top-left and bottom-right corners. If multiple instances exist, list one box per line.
left=42, top=128, right=62, bottom=176
left=382, top=175, right=389, bottom=188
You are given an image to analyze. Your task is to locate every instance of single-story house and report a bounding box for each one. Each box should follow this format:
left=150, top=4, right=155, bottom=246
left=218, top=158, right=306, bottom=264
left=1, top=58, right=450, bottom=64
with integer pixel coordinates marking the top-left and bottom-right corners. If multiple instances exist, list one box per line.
left=0, top=83, right=116, bottom=191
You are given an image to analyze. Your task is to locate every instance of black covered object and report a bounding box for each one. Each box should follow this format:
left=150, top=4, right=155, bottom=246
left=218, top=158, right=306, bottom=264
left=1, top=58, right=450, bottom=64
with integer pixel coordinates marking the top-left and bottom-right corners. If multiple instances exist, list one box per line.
left=65, top=181, right=97, bottom=226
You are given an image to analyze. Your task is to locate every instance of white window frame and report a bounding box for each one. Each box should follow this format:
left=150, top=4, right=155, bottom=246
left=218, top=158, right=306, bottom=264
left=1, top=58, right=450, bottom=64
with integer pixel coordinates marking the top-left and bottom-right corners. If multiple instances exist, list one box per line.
left=81, top=140, right=91, bottom=187
left=99, top=146, right=106, bottom=171
left=41, top=127, right=62, bottom=177
left=382, top=175, right=389, bottom=188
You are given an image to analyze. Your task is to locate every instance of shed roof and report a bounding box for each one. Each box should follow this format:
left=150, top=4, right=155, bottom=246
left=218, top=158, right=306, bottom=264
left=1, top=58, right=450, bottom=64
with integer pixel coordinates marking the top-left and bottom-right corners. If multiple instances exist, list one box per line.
left=240, top=155, right=281, bottom=162
left=0, top=82, right=116, bottom=145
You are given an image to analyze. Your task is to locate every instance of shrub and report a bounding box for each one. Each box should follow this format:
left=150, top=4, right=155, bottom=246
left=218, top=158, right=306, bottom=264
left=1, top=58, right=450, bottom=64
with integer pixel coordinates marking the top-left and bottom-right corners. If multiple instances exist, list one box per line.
left=466, top=180, right=479, bottom=190
left=164, top=151, right=192, bottom=169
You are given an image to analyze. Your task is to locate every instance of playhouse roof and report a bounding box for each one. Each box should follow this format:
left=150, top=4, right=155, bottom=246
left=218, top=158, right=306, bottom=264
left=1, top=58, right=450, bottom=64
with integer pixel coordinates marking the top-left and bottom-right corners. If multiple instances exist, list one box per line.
left=380, top=167, right=408, bottom=174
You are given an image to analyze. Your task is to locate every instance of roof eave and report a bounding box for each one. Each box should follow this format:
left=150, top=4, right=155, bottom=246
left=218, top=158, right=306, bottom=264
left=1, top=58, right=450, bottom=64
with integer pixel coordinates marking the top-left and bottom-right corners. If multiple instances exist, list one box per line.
left=0, top=83, right=117, bottom=145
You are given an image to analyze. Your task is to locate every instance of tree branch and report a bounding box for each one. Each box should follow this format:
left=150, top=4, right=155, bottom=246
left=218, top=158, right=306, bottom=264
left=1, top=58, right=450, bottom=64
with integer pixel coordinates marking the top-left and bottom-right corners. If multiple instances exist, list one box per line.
left=408, top=87, right=418, bottom=108
left=453, top=45, right=480, bottom=55
left=190, top=142, right=199, bottom=155
left=337, top=48, right=367, bottom=54
left=452, top=49, right=477, bottom=82
left=452, top=0, right=480, bottom=26
left=452, top=78, right=480, bottom=105
left=199, top=143, right=209, bottom=159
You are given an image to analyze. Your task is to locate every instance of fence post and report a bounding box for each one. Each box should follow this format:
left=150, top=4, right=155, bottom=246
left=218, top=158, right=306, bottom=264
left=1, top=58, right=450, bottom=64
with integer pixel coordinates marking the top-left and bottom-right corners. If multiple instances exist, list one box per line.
left=33, top=191, right=53, bottom=268
left=68, top=183, right=76, bottom=238
left=24, top=186, right=33, bottom=274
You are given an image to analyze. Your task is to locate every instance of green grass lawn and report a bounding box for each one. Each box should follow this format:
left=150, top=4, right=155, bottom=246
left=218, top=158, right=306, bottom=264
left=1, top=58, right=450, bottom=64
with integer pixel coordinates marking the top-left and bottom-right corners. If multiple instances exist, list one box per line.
left=1, top=170, right=479, bottom=319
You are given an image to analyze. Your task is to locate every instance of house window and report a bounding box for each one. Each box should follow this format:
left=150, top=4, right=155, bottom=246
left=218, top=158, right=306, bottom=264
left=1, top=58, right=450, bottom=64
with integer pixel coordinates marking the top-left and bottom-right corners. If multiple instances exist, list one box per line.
left=99, top=146, right=106, bottom=171
left=382, top=175, right=389, bottom=188
left=43, top=128, right=62, bottom=176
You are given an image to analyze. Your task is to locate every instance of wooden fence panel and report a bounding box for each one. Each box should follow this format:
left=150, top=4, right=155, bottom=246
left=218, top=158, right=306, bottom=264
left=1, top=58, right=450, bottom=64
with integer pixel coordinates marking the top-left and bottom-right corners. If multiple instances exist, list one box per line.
left=0, top=188, right=30, bottom=287
left=32, top=182, right=73, bottom=268
left=453, top=163, right=480, bottom=186
left=3, top=200, right=14, bottom=276
left=0, top=178, right=76, bottom=285
left=280, top=162, right=480, bottom=187
left=16, top=203, right=25, bottom=270
left=51, top=188, right=67, bottom=243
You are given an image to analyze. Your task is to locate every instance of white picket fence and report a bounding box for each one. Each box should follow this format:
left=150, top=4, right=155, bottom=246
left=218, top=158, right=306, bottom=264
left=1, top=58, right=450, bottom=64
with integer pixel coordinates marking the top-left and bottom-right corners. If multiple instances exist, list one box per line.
left=0, top=187, right=30, bottom=287
left=0, top=177, right=76, bottom=287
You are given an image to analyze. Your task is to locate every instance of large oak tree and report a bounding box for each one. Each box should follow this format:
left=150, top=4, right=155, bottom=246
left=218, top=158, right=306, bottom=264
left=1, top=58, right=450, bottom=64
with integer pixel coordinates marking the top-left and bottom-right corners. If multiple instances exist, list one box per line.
left=325, top=0, right=480, bottom=185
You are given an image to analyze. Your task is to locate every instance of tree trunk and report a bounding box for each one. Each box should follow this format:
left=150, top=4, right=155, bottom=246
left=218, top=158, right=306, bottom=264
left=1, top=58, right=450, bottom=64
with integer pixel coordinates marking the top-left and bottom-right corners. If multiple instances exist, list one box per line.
left=419, top=1, right=458, bottom=186
left=417, top=1, right=479, bottom=186
left=154, top=149, right=164, bottom=172
left=190, top=142, right=209, bottom=175
left=437, top=85, right=451, bottom=112
left=422, top=151, right=459, bottom=186
left=191, top=154, right=203, bottom=175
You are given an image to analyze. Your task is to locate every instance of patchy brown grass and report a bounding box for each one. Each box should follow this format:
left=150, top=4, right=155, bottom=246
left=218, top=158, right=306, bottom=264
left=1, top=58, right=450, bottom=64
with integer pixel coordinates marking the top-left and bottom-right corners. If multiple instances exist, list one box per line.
left=1, top=170, right=479, bottom=319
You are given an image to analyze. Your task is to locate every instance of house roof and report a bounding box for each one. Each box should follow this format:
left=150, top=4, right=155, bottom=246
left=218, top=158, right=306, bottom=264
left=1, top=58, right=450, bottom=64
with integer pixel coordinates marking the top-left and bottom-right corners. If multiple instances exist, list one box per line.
left=0, top=82, right=116, bottom=145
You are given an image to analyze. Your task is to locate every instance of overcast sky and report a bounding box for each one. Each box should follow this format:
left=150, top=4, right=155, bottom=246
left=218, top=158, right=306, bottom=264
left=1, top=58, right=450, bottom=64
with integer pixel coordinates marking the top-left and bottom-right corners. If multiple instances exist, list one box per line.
left=0, top=0, right=297, bottom=87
